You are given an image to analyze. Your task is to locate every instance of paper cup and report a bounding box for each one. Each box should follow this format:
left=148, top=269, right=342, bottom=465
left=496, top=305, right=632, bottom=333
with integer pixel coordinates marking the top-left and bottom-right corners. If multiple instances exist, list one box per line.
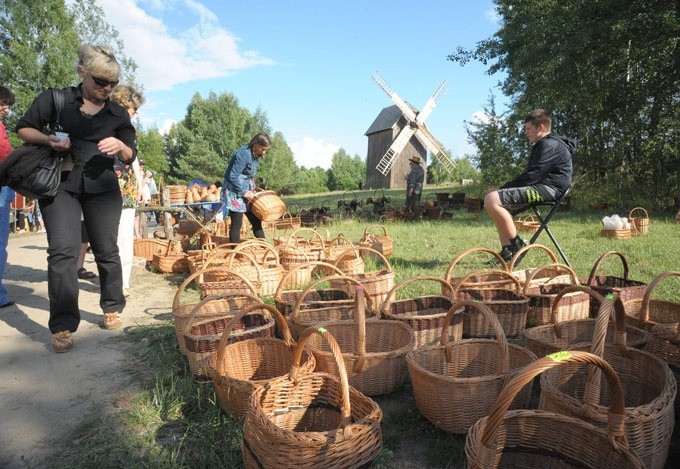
left=55, top=131, right=69, bottom=142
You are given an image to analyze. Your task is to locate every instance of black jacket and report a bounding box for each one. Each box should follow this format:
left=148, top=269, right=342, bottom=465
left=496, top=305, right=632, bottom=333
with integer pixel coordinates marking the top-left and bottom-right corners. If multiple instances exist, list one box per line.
left=502, top=133, right=575, bottom=196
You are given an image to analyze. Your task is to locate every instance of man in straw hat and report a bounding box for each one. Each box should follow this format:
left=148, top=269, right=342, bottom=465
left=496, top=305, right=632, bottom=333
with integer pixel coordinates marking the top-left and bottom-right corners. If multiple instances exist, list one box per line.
left=405, top=155, right=425, bottom=214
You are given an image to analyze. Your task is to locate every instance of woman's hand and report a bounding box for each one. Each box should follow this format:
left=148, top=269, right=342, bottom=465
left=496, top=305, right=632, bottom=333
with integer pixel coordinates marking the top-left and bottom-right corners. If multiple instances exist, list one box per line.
left=243, top=190, right=255, bottom=200
left=47, top=134, right=70, bottom=152
left=98, top=136, right=127, bottom=157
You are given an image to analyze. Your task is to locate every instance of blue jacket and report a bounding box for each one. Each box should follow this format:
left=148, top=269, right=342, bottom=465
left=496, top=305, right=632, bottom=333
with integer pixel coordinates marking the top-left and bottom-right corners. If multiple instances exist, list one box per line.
left=222, top=144, right=259, bottom=197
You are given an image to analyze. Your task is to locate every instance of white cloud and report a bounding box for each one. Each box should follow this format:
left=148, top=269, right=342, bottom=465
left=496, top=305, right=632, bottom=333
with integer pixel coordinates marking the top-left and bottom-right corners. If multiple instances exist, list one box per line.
left=97, top=0, right=274, bottom=91
left=485, top=8, right=500, bottom=24
left=290, top=137, right=340, bottom=170
left=158, top=119, right=176, bottom=135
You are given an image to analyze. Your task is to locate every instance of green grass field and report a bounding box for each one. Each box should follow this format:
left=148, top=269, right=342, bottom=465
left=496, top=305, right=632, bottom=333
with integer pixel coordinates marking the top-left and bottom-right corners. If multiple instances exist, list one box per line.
left=39, top=188, right=680, bottom=468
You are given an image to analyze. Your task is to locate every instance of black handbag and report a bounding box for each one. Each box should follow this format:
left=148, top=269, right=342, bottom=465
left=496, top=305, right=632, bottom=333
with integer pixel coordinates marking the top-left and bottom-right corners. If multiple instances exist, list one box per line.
left=0, top=88, right=65, bottom=199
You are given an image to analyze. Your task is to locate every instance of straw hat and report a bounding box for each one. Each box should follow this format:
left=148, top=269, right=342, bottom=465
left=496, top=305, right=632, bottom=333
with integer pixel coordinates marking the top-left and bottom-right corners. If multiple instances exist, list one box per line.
left=409, top=156, right=422, bottom=164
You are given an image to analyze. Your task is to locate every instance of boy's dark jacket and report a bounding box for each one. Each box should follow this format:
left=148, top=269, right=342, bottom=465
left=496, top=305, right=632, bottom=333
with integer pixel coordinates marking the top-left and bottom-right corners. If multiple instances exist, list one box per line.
left=501, top=133, right=575, bottom=196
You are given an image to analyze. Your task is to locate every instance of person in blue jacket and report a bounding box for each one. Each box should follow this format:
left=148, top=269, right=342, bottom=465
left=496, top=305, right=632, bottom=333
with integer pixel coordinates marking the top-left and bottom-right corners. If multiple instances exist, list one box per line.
left=221, top=133, right=270, bottom=243
left=484, top=109, right=574, bottom=262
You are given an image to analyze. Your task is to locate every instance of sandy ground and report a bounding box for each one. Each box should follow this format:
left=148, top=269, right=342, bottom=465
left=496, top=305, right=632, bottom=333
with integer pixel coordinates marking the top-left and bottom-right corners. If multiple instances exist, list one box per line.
left=0, top=230, right=176, bottom=468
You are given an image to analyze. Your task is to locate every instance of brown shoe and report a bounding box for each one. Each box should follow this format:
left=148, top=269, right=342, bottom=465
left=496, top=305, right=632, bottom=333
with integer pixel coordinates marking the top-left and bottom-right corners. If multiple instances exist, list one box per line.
left=52, top=331, right=73, bottom=353
left=102, top=312, right=123, bottom=330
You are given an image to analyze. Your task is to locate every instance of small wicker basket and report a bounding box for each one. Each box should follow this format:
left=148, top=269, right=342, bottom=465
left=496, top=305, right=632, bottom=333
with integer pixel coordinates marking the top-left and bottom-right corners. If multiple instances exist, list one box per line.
left=164, top=185, right=187, bottom=205
left=600, top=228, right=632, bottom=239
left=247, top=189, right=286, bottom=221
left=628, top=206, right=649, bottom=235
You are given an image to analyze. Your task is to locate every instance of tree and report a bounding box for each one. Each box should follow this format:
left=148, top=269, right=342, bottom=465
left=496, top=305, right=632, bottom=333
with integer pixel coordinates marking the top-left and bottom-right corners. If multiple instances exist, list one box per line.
left=136, top=127, right=167, bottom=174
left=258, top=131, right=297, bottom=193
left=326, top=148, right=365, bottom=191
left=164, top=91, right=271, bottom=184
left=0, top=0, right=80, bottom=125
left=295, top=167, right=329, bottom=195
left=449, top=0, right=680, bottom=207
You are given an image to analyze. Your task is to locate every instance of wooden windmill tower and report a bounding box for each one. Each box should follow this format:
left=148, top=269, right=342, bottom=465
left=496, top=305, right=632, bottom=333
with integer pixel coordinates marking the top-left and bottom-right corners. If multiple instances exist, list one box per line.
left=365, top=73, right=455, bottom=189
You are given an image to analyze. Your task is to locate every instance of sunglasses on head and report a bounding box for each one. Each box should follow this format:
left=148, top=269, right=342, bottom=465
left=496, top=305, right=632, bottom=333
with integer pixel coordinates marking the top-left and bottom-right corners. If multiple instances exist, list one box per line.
left=90, top=75, right=119, bottom=88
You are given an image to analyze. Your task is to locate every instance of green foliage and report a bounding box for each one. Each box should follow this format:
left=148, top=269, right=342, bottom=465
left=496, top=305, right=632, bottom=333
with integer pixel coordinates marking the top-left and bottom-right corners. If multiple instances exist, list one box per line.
left=326, top=148, right=366, bottom=191
left=164, top=91, right=271, bottom=185
left=258, top=131, right=297, bottom=193
left=427, top=153, right=480, bottom=185
left=449, top=0, right=680, bottom=209
left=137, top=127, right=168, bottom=174
left=293, top=166, right=330, bottom=194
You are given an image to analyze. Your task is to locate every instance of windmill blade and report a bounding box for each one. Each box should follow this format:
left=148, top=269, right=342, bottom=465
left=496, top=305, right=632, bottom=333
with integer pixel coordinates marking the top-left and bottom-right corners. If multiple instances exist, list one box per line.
left=414, top=127, right=456, bottom=174
left=376, top=125, right=418, bottom=175
left=372, top=72, right=417, bottom=122
left=415, top=80, right=448, bottom=125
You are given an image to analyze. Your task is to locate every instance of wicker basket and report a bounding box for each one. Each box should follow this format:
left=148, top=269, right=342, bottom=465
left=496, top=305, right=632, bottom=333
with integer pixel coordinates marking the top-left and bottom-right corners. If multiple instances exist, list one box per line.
left=200, top=249, right=264, bottom=297
left=329, top=246, right=394, bottom=308
left=407, top=300, right=537, bottom=434
left=274, top=211, right=301, bottom=231
left=172, top=274, right=260, bottom=355
left=540, top=294, right=675, bottom=469
left=289, top=275, right=371, bottom=339
left=233, top=240, right=282, bottom=297
left=182, top=294, right=275, bottom=380
left=152, top=251, right=190, bottom=273
left=514, top=215, right=540, bottom=233
left=523, top=264, right=590, bottom=326
left=524, top=286, right=651, bottom=358
left=581, top=251, right=647, bottom=316
left=274, top=261, right=346, bottom=317
left=327, top=240, right=365, bottom=276
left=628, top=207, right=649, bottom=235
left=277, top=228, right=327, bottom=269
left=358, top=225, right=394, bottom=260
left=507, top=244, right=571, bottom=289
left=164, top=185, right=188, bottom=205
left=443, top=247, right=514, bottom=294
left=380, top=276, right=457, bottom=348
left=211, top=303, right=316, bottom=420
left=452, top=269, right=530, bottom=339
left=242, top=328, right=383, bottom=469
left=247, top=189, right=286, bottom=222
left=465, top=351, right=645, bottom=469
left=133, top=238, right=172, bottom=261
left=308, top=285, right=416, bottom=396
left=176, top=219, right=202, bottom=236
left=600, top=228, right=632, bottom=239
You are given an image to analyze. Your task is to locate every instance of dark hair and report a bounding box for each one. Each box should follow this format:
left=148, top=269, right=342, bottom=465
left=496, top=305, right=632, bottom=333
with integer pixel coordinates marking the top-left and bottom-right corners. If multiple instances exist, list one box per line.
left=524, top=109, right=552, bottom=131
left=248, top=132, right=271, bottom=149
left=0, top=86, right=16, bottom=106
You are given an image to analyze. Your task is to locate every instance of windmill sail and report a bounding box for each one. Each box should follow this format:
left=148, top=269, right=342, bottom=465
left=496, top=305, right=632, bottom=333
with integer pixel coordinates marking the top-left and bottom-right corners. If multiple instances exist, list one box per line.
left=414, top=126, right=456, bottom=174
left=376, top=125, right=417, bottom=175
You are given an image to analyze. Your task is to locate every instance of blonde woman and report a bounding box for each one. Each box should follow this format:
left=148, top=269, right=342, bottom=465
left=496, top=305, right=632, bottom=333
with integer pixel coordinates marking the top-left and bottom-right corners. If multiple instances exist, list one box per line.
left=16, top=45, right=136, bottom=352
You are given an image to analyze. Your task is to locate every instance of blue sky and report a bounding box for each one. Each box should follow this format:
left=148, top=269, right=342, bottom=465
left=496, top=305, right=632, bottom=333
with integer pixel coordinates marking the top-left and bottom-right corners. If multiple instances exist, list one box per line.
left=96, top=0, right=507, bottom=169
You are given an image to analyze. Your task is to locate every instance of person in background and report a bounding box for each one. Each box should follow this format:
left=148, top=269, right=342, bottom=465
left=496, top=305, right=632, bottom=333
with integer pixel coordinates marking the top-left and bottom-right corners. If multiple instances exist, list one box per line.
left=405, top=155, right=425, bottom=214
left=110, top=84, right=145, bottom=296
left=221, top=133, right=270, bottom=243
left=16, top=45, right=136, bottom=353
left=484, top=109, right=574, bottom=262
left=0, top=85, right=16, bottom=308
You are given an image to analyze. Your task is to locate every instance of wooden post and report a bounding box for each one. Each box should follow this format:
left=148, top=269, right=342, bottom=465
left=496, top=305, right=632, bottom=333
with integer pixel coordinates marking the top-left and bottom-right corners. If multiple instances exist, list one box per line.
left=162, top=186, right=174, bottom=240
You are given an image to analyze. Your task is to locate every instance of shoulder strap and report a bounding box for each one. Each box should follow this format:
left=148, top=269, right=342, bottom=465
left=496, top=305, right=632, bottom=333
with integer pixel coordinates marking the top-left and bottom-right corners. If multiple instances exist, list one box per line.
left=51, top=88, right=65, bottom=131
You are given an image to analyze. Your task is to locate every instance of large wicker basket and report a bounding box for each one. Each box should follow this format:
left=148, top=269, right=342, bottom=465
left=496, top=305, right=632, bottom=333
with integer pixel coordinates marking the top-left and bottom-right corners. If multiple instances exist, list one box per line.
left=581, top=251, right=647, bottom=316
left=329, top=246, right=394, bottom=308
left=524, top=286, right=651, bottom=358
left=273, top=261, right=346, bottom=317
left=540, top=292, right=676, bottom=469
left=171, top=273, right=260, bottom=355
left=452, top=269, right=529, bottom=339
left=523, top=263, right=590, bottom=326
left=443, top=247, right=514, bottom=294
left=247, top=189, right=286, bottom=222
left=465, top=351, right=645, bottom=469
left=182, top=294, right=275, bottom=380
left=380, top=276, right=457, bottom=349
left=242, top=328, right=383, bottom=469
left=407, top=300, right=537, bottom=434
left=164, top=185, right=188, bottom=205
left=133, top=238, right=171, bottom=261
left=358, top=224, right=394, bottom=259
left=233, top=240, right=282, bottom=297
left=308, top=285, right=416, bottom=396
left=210, top=303, right=316, bottom=420
left=507, top=244, right=571, bottom=289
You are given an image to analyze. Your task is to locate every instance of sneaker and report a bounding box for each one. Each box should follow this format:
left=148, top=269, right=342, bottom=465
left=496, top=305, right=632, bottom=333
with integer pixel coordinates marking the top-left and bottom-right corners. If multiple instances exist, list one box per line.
left=52, top=330, right=73, bottom=353
left=122, top=288, right=130, bottom=298
left=486, top=246, right=514, bottom=266
left=102, top=312, right=123, bottom=330
left=37, top=228, right=46, bottom=233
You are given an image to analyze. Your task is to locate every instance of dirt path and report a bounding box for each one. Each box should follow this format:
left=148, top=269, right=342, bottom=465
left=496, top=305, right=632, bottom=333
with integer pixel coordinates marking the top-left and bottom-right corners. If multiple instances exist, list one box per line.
left=0, top=231, right=175, bottom=468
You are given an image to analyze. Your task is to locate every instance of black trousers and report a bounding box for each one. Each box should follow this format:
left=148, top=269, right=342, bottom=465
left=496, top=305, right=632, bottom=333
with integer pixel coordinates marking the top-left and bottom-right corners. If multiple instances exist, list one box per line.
left=39, top=188, right=125, bottom=333
left=228, top=210, right=264, bottom=243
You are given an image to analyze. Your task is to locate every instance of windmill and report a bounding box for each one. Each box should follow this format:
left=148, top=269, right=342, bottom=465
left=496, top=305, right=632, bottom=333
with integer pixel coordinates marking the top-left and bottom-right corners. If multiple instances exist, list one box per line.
left=370, top=73, right=456, bottom=177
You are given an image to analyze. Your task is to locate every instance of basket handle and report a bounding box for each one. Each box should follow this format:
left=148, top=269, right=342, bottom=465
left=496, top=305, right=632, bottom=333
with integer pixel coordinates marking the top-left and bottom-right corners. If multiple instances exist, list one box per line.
left=586, top=251, right=631, bottom=285
left=549, top=285, right=606, bottom=333
left=507, top=244, right=558, bottom=272
left=235, top=239, right=280, bottom=265
left=354, top=285, right=367, bottom=374
left=362, top=224, right=388, bottom=238
left=285, top=227, right=326, bottom=248
left=474, top=351, right=628, bottom=468
left=290, top=327, right=352, bottom=434
left=203, top=250, right=263, bottom=282
left=523, top=263, right=580, bottom=296
left=172, top=267, right=260, bottom=312
left=637, top=271, right=680, bottom=328
left=333, top=246, right=392, bottom=273
left=439, top=300, right=510, bottom=375
left=290, top=275, right=368, bottom=321
left=215, top=302, right=294, bottom=377
left=380, top=276, right=456, bottom=315
left=184, top=291, right=262, bottom=335
left=444, top=247, right=508, bottom=281
left=627, top=207, right=648, bottom=219
left=451, top=268, right=522, bottom=296
left=274, top=261, right=345, bottom=300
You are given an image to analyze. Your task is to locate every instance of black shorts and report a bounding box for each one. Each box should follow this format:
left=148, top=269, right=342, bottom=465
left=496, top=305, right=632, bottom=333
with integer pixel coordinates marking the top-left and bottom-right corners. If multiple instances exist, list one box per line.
left=498, top=184, right=561, bottom=207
